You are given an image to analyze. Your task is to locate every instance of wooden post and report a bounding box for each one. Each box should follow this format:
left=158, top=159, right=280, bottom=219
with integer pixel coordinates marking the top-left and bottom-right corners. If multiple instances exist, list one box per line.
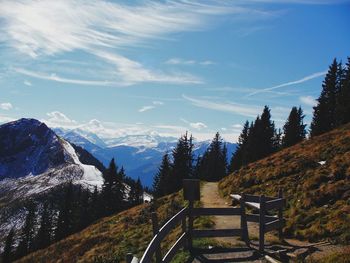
left=182, top=216, right=187, bottom=249
left=259, top=195, right=266, bottom=253
left=278, top=188, right=283, bottom=240
left=126, top=253, right=133, bottom=263
left=183, top=179, right=200, bottom=253
left=188, top=200, right=194, bottom=251
left=151, top=212, right=162, bottom=263
left=240, top=193, right=249, bottom=246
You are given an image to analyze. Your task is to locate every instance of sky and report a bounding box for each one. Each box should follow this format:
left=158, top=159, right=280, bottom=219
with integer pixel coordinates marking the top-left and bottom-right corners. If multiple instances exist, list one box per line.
left=0, top=0, right=349, bottom=142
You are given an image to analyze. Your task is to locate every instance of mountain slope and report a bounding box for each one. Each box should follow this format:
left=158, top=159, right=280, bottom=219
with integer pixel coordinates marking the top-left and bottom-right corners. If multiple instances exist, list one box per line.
left=0, top=119, right=104, bottom=251
left=15, top=191, right=190, bottom=263
left=219, top=123, right=350, bottom=244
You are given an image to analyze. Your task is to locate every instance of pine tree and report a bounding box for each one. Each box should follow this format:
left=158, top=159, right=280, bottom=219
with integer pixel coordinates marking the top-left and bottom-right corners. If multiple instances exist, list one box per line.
left=229, top=121, right=249, bottom=172
left=90, top=186, right=101, bottom=220
left=170, top=132, right=194, bottom=192
left=55, top=183, right=74, bottom=241
left=2, top=228, right=14, bottom=263
left=336, top=57, right=350, bottom=125
left=35, top=202, right=52, bottom=250
left=135, top=177, right=143, bottom=204
left=245, top=106, right=276, bottom=163
left=311, top=59, right=339, bottom=136
left=77, top=189, right=91, bottom=230
left=152, top=152, right=172, bottom=197
left=101, top=159, right=125, bottom=215
left=198, top=132, right=227, bottom=181
left=282, top=106, right=306, bottom=148
left=17, top=203, right=36, bottom=258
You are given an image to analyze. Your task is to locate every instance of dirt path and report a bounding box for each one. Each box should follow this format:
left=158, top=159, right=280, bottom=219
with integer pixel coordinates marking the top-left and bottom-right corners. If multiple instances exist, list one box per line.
left=200, top=181, right=261, bottom=245
left=199, top=182, right=350, bottom=262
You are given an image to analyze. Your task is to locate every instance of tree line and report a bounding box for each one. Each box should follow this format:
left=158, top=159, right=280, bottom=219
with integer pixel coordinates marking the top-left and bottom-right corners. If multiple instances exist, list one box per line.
left=2, top=158, right=143, bottom=263
left=152, top=56, right=350, bottom=197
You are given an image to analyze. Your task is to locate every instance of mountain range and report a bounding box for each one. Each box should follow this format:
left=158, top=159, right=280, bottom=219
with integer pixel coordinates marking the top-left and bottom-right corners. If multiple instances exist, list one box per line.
left=54, top=128, right=237, bottom=187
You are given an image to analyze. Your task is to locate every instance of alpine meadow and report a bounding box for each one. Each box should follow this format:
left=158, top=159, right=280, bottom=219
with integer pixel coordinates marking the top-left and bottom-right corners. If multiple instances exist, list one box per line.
left=0, top=1, right=349, bottom=263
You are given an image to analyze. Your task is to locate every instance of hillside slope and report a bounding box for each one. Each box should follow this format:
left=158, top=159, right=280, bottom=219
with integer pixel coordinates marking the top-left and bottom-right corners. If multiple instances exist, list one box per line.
left=219, top=124, right=350, bottom=244
left=15, top=191, right=188, bottom=263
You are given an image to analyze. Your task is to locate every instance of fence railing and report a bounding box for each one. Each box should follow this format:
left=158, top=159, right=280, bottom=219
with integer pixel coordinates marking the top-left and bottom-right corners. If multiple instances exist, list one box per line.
left=128, top=180, right=285, bottom=263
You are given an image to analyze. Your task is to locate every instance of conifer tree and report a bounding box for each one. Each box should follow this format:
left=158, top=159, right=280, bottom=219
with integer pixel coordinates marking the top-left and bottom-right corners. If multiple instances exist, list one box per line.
left=2, top=228, right=14, bottom=263
left=229, top=121, right=249, bottom=172
left=152, top=152, right=172, bottom=197
left=102, top=159, right=125, bottom=215
left=17, top=203, right=36, bottom=258
left=35, top=202, right=52, bottom=250
left=135, top=177, right=143, bottom=204
left=282, top=106, right=306, bottom=148
left=245, top=106, right=276, bottom=162
left=336, top=57, right=350, bottom=125
left=198, top=132, right=227, bottom=181
left=170, top=132, right=194, bottom=192
left=55, top=183, right=73, bottom=241
left=311, top=59, right=339, bottom=136
left=77, top=190, right=90, bottom=230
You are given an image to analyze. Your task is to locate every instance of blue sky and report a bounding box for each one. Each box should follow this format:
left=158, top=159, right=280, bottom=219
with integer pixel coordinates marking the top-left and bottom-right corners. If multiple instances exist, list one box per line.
left=0, top=0, right=349, bottom=142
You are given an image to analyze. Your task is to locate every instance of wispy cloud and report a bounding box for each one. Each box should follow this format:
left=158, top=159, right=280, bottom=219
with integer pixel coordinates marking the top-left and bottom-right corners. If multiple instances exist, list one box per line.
left=0, top=102, right=13, bottom=110
left=166, top=58, right=215, bottom=66
left=138, top=106, right=155, bottom=113
left=180, top=118, right=207, bottom=130
left=0, top=0, right=245, bottom=86
left=300, top=95, right=317, bottom=106
left=15, top=68, right=111, bottom=86
left=138, top=101, right=165, bottom=113
left=246, top=71, right=327, bottom=97
left=93, top=51, right=202, bottom=85
left=182, top=94, right=261, bottom=117
left=152, top=101, right=164, bottom=105
left=23, top=80, right=32, bottom=86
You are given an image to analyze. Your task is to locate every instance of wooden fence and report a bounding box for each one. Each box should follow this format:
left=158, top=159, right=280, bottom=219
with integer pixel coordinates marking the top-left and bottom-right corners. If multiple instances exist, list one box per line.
left=127, top=180, right=285, bottom=263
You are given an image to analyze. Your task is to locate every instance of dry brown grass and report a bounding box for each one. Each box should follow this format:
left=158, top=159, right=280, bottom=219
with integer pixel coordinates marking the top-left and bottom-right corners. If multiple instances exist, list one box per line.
left=219, top=124, right=350, bottom=244
left=16, top=191, right=191, bottom=263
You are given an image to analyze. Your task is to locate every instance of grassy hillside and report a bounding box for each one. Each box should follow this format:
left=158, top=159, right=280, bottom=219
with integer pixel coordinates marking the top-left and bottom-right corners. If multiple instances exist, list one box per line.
left=15, top=190, right=215, bottom=263
left=219, top=124, right=350, bottom=244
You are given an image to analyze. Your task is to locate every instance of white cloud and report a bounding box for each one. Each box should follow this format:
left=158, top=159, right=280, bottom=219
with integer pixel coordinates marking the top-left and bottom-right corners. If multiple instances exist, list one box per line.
left=1, top=0, right=242, bottom=86
left=46, top=111, right=77, bottom=127
left=93, top=51, right=202, bottom=86
left=152, top=101, right=164, bottom=105
left=190, top=122, right=207, bottom=130
left=24, top=80, right=32, bottom=86
left=15, top=68, right=111, bottom=86
left=138, top=106, right=155, bottom=113
left=247, top=71, right=327, bottom=97
left=182, top=94, right=261, bottom=117
left=138, top=101, right=164, bottom=113
left=180, top=118, right=207, bottom=130
left=200, top=60, right=216, bottom=65
left=300, top=95, right=317, bottom=107
left=0, top=102, right=13, bottom=110
left=166, top=58, right=215, bottom=66
left=166, top=58, right=196, bottom=65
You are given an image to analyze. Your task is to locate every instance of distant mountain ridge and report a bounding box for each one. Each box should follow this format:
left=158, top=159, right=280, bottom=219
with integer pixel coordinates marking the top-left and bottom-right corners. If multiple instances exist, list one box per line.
left=55, top=128, right=237, bottom=187
left=0, top=118, right=106, bottom=252
left=0, top=119, right=104, bottom=202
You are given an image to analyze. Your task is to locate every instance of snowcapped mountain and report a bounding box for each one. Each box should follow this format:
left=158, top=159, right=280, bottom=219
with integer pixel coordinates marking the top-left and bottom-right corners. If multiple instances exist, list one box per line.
left=0, top=119, right=106, bottom=251
left=54, top=127, right=237, bottom=187
left=0, top=119, right=104, bottom=203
